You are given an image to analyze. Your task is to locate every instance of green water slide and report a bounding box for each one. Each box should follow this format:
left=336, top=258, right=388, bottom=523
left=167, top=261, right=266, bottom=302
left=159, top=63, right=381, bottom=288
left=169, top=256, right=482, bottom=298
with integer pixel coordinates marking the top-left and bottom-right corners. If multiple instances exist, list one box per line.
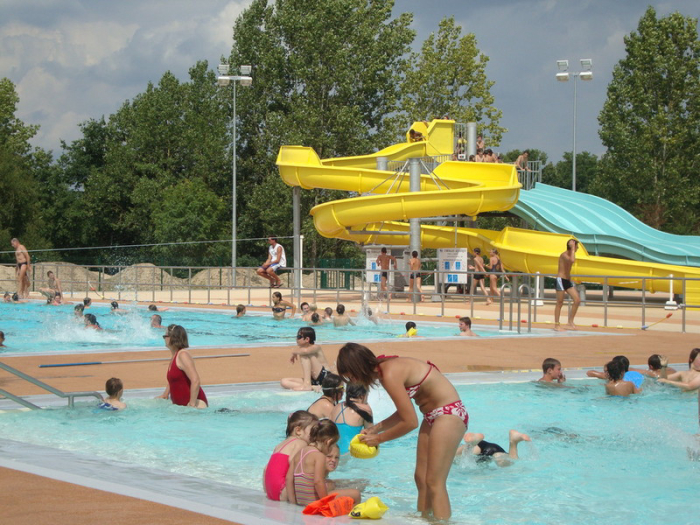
left=513, top=183, right=700, bottom=267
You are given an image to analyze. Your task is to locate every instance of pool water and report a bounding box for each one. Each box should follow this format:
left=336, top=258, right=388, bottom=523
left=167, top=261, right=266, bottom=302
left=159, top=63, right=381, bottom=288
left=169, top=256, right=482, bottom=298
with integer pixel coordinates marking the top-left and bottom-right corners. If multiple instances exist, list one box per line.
left=0, top=302, right=560, bottom=356
left=0, top=379, right=697, bottom=524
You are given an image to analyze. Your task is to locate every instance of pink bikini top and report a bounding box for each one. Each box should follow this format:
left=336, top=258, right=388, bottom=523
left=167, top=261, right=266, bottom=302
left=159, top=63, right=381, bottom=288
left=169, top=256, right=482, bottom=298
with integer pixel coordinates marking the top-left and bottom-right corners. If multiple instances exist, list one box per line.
left=377, top=355, right=438, bottom=399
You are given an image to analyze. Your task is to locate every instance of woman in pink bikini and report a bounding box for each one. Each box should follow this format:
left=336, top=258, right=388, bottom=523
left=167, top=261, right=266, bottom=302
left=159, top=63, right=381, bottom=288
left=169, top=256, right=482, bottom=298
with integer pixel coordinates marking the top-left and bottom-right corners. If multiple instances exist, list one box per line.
left=336, top=343, right=467, bottom=521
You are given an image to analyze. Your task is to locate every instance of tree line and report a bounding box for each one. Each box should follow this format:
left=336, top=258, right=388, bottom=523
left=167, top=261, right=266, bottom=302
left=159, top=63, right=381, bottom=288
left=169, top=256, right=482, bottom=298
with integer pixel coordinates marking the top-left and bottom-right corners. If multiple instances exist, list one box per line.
left=1, top=3, right=698, bottom=270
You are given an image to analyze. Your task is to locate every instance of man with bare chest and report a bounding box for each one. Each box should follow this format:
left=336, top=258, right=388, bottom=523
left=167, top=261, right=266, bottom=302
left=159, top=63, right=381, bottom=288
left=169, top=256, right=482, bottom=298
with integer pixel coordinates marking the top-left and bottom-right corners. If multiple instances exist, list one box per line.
left=376, top=247, right=397, bottom=299
left=11, top=238, right=31, bottom=299
left=554, top=239, right=581, bottom=331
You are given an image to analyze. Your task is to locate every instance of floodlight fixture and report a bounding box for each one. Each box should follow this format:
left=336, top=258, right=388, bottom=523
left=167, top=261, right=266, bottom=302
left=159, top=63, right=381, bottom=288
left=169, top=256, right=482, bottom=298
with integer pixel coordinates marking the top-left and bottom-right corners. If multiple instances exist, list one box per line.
left=240, top=65, right=252, bottom=75
left=217, top=64, right=230, bottom=76
left=555, top=58, right=594, bottom=192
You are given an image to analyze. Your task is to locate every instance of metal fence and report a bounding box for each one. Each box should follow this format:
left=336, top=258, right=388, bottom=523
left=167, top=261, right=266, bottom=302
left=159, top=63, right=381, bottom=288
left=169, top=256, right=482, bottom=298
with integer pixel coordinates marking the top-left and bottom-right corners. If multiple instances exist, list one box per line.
left=2, top=262, right=695, bottom=333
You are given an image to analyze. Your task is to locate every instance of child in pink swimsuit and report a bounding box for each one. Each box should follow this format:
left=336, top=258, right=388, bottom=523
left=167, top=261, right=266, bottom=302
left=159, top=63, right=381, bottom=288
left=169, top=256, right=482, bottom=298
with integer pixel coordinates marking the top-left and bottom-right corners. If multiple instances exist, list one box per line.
left=263, top=410, right=318, bottom=501
left=288, top=420, right=360, bottom=507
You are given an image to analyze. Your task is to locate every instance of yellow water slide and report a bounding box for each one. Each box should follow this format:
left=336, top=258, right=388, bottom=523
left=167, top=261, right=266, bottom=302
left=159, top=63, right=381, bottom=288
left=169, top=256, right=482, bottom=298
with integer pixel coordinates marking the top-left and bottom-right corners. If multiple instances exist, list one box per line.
left=276, top=121, right=700, bottom=305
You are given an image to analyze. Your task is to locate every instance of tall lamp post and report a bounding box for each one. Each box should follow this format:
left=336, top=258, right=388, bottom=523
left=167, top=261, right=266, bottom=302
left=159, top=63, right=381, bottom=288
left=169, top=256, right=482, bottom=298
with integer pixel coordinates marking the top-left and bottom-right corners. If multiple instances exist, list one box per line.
left=556, top=58, right=593, bottom=192
left=217, top=63, right=252, bottom=285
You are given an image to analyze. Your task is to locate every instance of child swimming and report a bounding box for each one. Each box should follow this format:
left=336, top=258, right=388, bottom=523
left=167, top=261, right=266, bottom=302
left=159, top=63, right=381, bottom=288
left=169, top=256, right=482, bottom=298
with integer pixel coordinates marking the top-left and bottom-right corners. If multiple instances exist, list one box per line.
left=97, top=378, right=126, bottom=410
left=263, top=410, right=318, bottom=502
left=287, top=420, right=360, bottom=507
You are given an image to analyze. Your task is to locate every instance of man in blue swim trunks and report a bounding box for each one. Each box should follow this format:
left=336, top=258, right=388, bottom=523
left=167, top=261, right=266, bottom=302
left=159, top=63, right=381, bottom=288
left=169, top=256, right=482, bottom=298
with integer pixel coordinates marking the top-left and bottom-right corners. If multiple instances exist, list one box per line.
left=554, top=239, right=581, bottom=331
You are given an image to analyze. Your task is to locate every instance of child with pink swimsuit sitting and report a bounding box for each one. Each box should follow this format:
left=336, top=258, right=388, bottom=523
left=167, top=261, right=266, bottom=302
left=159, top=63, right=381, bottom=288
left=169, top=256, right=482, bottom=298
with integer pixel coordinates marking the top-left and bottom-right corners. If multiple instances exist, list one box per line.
left=263, top=411, right=318, bottom=501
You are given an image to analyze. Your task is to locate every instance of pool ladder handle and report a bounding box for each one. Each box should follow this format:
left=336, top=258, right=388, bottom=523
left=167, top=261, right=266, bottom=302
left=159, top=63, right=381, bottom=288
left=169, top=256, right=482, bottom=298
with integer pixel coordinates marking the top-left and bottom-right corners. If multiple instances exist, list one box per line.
left=0, top=360, right=103, bottom=410
left=498, top=279, right=533, bottom=333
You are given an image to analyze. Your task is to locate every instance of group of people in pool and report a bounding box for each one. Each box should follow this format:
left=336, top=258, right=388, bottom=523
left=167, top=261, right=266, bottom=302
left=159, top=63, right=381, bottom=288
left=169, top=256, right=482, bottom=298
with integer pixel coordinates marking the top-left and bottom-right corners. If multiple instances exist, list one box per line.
left=263, top=377, right=374, bottom=509
left=268, top=326, right=530, bottom=519
left=537, top=350, right=700, bottom=396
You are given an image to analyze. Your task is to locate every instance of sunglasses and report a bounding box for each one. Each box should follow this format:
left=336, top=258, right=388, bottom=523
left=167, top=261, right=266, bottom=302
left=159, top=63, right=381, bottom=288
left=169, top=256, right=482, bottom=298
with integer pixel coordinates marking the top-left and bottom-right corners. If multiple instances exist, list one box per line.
left=162, top=334, right=170, bottom=339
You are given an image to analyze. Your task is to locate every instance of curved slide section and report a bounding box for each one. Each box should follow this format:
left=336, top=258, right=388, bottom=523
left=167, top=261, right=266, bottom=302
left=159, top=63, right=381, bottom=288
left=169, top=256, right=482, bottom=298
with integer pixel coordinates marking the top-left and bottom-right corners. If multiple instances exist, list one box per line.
left=515, top=183, right=700, bottom=267
left=277, top=127, right=700, bottom=306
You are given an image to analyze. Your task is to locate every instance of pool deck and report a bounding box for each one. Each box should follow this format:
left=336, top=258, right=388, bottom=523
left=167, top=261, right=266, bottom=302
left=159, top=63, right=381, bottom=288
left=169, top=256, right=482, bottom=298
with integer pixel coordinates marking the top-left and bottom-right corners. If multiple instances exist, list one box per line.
left=1, top=288, right=699, bottom=524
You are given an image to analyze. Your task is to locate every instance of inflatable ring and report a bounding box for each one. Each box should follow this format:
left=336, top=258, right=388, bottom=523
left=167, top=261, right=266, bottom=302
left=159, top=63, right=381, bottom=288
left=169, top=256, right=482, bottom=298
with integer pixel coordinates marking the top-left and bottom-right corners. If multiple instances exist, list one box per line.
left=350, top=496, right=389, bottom=519
left=349, top=434, right=379, bottom=459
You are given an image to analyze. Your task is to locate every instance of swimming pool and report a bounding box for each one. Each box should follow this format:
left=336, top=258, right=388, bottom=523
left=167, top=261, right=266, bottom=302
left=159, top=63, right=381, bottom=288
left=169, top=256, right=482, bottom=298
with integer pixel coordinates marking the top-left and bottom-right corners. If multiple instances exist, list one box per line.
left=0, top=302, right=590, bottom=356
left=0, top=372, right=697, bottom=524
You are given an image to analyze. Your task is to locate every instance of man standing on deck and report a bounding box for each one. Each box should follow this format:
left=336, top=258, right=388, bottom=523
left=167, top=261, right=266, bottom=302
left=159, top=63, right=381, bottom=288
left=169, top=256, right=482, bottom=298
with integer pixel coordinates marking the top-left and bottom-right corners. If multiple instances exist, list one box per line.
left=257, top=236, right=286, bottom=288
left=376, top=247, right=397, bottom=299
left=554, top=239, right=581, bottom=331
left=11, top=238, right=31, bottom=299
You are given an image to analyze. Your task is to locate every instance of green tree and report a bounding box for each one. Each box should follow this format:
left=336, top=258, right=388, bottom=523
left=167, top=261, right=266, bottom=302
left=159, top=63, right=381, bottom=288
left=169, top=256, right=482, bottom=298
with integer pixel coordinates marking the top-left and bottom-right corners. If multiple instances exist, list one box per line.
left=228, top=0, right=415, bottom=262
left=57, top=62, right=231, bottom=264
left=594, top=7, right=700, bottom=234
left=396, top=16, right=506, bottom=145
left=0, top=78, right=49, bottom=257
left=152, top=179, right=229, bottom=266
left=542, top=151, right=598, bottom=193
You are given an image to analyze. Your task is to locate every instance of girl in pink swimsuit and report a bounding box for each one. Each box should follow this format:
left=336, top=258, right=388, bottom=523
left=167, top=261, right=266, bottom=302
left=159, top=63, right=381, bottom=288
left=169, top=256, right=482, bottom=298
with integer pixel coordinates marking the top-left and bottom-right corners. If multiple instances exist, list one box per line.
left=336, top=343, right=468, bottom=521
left=263, top=410, right=318, bottom=501
left=287, top=420, right=360, bottom=507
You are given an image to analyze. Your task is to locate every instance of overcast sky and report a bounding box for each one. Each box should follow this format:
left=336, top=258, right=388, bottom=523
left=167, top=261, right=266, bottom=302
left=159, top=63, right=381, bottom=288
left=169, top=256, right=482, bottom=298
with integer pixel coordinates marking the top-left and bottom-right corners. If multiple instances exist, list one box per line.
left=2, top=0, right=698, bottom=163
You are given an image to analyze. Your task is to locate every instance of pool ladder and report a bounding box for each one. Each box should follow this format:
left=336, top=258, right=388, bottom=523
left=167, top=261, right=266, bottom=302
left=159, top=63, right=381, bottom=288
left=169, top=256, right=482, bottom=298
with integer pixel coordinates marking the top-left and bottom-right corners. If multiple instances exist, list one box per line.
left=498, top=277, right=533, bottom=333
left=0, top=360, right=103, bottom=410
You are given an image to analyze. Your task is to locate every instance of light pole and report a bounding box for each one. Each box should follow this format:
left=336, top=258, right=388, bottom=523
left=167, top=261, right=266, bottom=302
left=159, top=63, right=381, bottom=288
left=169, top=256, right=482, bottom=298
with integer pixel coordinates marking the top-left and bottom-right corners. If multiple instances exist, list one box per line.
left=556, top=58, right=593, bottom=192
left=217, top=63, right=252, bottom=285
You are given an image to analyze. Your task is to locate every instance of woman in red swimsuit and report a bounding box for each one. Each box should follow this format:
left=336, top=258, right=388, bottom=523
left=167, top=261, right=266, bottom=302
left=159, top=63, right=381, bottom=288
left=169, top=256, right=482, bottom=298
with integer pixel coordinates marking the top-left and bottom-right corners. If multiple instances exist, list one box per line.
left=156, top=324, right=208, bottom=408
left=336, top=343, right=467, bottom=521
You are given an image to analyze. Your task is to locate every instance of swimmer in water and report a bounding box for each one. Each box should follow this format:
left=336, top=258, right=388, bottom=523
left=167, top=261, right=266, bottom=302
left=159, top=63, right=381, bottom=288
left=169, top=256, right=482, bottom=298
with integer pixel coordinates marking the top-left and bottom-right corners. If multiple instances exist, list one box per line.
left=151, top=314, right=165, bottom=329
left=456, top=430, right=531, bottom=467
left=458, top=316, right=478, bottom=337
left=400, top=321, right=419, bottom=338
left=0, top=330, right=6, bottom=347
left=538, top=358, right=567, bottom=386
left=332, top=304, right=355, bottom=327
left=84, top=313, right=102, bottom=330
left=97, top=377, right=127, bottom=410
left=235, top=304, right=246, bottom=317
left=148, top=304, right=169, bottom=312
left=271, top=291, right=296, bottom=320
left=657, top=348, right=700, bottom=392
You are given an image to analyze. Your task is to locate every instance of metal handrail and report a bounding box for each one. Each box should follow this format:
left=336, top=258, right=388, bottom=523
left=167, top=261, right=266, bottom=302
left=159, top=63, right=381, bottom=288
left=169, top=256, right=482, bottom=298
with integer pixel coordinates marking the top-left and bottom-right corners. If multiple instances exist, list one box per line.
left=3, top=262, right=698, bottom=332
left=0, top=361, right=102, bottom=409
left=498, top=282, right=513, bottom=331
left=517, top=284, right=533, bottom=334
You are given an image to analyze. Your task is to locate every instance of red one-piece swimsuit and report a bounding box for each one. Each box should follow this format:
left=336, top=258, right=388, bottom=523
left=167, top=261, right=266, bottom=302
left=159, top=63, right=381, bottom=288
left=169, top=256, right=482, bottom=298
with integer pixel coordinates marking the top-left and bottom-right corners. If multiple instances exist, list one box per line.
left=167, top=350, right=208, bottom=406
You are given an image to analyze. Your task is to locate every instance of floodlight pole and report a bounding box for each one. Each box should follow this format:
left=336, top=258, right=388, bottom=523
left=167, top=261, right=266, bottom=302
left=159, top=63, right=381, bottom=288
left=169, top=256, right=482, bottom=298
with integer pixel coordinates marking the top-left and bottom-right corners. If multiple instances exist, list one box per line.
left=217, top=65, right=252, bottom=285
left=556, top=59, right=592, bottom=193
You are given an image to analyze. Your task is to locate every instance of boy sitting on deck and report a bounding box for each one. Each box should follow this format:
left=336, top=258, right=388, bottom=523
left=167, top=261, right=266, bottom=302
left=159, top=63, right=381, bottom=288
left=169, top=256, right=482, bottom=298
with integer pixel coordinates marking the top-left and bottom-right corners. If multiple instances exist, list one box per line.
left=280, top=327, right=334, bottom=391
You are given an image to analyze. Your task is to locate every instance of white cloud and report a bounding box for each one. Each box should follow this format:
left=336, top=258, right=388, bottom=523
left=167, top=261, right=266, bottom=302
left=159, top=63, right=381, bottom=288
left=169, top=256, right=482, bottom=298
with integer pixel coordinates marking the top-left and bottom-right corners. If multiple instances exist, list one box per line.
left=2, top=0, right=699, bottom=162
